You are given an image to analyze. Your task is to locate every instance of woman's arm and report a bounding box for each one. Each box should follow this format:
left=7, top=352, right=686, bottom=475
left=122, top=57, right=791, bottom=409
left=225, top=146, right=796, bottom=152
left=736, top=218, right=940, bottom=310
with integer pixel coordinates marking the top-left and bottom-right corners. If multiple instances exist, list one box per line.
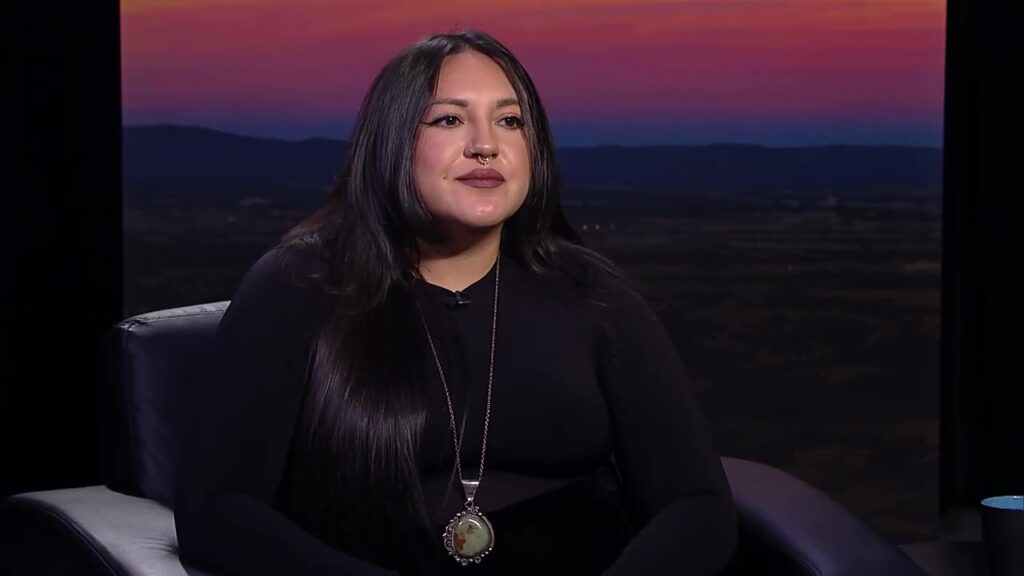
left=596, top=286, right=738, bottom=575
left=174, top=247, right=397, bottom=576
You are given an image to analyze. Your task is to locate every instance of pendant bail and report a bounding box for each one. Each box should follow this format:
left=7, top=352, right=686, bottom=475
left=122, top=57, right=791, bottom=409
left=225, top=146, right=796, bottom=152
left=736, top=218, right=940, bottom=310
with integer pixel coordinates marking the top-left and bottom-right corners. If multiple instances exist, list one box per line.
left=462, top=479, right=480, bottom=506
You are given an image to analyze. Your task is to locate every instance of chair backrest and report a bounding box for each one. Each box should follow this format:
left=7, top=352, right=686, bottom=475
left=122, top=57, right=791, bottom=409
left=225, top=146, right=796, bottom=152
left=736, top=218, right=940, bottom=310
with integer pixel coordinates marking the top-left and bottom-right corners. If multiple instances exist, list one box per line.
left=100, top=302, right=228, bottom=508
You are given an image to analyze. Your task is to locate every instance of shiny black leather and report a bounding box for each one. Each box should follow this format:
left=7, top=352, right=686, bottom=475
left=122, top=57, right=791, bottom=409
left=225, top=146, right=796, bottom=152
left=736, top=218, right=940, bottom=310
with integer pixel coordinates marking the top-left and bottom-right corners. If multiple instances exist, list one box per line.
left=99, top=302, right=227, bottom=508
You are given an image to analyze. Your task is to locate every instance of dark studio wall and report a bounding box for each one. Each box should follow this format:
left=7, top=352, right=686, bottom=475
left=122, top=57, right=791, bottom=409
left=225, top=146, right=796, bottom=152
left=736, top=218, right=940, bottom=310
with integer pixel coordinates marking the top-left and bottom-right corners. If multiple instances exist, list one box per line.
left=2, top=2, right=123, bottom=497
left=940, top=0, right=1021, bottom=509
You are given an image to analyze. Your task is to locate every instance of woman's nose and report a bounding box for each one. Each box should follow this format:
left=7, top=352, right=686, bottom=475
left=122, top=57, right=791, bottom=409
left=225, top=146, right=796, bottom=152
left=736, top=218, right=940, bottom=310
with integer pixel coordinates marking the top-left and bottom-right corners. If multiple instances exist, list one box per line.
left=465, top=123, right=498, bottom=159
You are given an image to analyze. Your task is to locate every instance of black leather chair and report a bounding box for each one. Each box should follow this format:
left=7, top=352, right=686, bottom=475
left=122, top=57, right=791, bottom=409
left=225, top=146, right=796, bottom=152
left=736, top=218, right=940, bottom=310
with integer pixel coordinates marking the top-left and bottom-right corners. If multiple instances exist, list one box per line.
left=0, top=302, right=932, bottom=575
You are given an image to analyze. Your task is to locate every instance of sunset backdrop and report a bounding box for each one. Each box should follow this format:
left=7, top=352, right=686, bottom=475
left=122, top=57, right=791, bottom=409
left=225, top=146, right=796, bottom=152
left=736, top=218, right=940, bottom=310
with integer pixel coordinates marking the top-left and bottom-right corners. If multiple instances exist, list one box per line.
left=121, top=0, right=946, bottom=146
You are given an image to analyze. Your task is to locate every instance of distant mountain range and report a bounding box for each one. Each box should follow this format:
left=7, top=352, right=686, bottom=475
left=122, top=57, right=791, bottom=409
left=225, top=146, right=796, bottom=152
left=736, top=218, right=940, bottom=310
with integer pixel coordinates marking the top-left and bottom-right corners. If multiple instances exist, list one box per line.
left=123, top=125, right=941, bottom=200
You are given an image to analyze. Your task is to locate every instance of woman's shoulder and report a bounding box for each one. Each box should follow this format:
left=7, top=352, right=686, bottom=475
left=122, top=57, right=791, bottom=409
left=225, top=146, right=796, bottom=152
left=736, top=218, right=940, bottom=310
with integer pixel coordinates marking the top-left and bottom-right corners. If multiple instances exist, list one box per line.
left=556, top=252, right=679, bottom=369
left=224, top=241, right=335, bottom=324
left=552, top=247, right=650, bottom=313
left=239, top=241, right=331, bottom=293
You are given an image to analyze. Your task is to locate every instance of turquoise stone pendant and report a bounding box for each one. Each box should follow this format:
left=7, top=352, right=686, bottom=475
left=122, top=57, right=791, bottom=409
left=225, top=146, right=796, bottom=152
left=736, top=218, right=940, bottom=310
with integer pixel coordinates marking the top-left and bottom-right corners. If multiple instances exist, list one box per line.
left=442, top=507, right=495, bottom=565
left=442, top=480, right=494, bottom=565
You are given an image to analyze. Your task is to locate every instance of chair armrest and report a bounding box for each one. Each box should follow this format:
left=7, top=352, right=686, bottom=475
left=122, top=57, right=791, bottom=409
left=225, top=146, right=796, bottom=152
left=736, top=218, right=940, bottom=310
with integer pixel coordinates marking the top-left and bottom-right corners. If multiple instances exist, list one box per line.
left=721, top=457, right=927, bottom=576
left=0, top=485, right=220, bottom=576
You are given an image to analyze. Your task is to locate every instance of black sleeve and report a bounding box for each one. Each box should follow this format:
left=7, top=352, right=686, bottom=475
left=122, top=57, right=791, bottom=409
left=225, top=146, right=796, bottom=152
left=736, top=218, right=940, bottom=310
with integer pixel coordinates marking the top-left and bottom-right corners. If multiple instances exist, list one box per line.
left=174, top=247, right=398, bottom=576
left=596, top=286, right=738, bottom=575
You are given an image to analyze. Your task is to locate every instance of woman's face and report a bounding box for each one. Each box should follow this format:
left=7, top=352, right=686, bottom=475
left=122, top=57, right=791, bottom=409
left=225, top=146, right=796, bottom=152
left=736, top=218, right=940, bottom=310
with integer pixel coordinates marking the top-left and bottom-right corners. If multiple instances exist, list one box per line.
left=413, top=51, right=531, bottom=240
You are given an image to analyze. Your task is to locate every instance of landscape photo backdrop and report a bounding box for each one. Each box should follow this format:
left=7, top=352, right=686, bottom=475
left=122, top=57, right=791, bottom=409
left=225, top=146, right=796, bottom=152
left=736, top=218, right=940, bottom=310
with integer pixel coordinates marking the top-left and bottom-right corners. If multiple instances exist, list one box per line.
left=121, top=0, right=946, bottom=542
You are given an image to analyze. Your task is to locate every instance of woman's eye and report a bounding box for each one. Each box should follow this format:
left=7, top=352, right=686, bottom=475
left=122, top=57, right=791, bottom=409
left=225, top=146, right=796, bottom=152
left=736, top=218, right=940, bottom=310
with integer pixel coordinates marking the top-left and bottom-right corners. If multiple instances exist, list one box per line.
left=428, top=115, right=461, bottom=127
left=500, top=116, right=524, bottom=129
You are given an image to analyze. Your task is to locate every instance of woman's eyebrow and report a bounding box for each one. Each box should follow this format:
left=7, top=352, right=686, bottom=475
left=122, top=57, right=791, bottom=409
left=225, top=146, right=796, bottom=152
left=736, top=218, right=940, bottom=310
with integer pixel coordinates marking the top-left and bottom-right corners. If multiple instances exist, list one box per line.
left=429, top=97, right=520, bottom=108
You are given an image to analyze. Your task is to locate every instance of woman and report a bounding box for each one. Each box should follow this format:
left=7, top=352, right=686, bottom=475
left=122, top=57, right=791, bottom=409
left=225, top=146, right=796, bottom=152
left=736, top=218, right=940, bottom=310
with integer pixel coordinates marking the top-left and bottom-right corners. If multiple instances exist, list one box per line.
left=175, top=29, right=737, bottom=575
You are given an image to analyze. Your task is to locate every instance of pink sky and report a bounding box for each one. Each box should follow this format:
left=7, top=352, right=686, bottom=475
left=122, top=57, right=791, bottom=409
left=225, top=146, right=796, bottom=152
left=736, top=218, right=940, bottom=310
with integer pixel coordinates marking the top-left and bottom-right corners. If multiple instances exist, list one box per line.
left=121, top=0, right=946, bottom=145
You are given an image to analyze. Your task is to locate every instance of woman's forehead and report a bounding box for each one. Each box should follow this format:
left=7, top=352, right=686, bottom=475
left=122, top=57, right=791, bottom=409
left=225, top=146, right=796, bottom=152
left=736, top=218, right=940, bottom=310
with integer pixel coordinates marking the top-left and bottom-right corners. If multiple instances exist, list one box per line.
left=432, top=52, right=517, bottom=102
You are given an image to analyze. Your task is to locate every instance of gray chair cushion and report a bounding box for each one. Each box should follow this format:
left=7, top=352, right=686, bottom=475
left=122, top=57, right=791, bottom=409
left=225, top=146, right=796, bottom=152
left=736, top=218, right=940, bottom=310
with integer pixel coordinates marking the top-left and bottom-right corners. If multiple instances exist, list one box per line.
left=0, top=486, right=222, bottom=576
left=722, top=457, right=927, bottom=576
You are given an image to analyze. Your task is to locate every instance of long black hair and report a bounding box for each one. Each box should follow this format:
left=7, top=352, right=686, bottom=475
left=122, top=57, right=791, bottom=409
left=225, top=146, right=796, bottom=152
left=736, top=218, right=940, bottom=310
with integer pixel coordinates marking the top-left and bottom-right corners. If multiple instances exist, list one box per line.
left=278, top=29, right=627, bottom=570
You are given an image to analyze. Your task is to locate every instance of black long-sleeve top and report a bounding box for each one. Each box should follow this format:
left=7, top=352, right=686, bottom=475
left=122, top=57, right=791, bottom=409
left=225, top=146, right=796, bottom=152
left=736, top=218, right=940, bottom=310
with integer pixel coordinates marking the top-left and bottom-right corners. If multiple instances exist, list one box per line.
left=174, top=243, right=736, bottom=575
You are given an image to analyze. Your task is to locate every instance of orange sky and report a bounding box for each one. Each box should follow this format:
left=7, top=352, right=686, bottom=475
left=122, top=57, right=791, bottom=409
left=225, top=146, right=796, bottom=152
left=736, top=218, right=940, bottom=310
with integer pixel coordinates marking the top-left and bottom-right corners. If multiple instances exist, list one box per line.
left=121, top=0, right=946, bottom=145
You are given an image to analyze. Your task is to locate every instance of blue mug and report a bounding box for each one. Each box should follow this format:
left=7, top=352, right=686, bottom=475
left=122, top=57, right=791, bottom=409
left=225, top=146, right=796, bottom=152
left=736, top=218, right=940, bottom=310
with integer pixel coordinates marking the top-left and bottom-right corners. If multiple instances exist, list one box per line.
left=980, top=495, right=1024, bottom=576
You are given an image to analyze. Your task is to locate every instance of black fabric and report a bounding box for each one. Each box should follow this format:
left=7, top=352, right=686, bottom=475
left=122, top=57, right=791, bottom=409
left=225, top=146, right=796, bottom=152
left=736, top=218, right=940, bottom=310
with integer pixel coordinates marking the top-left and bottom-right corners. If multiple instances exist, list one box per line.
left=941, top=0, right=1021, bottom=509
left=173, top=243, right=737, bottom=575
left=427, top=464, right=635, bottom=576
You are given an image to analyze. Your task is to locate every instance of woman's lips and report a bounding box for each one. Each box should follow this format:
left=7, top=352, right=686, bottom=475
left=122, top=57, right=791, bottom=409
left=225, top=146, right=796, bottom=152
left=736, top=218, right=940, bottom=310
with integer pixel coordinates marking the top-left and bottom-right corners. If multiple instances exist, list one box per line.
left=457, top=178, right=505, bottom=188
left=456, top=168, right=505, bottom=188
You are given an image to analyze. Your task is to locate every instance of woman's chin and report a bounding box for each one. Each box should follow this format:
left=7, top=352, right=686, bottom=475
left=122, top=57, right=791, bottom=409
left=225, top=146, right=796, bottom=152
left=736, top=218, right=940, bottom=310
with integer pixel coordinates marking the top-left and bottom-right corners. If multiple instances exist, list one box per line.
left=436, top=216, right=507, bottom=240
left=454, top=209, right=510, bottom=230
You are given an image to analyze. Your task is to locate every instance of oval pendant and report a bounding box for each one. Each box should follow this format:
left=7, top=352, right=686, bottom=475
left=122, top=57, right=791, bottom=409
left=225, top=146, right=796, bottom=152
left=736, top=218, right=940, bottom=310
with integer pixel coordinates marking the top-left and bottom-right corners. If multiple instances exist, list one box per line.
left=442, top=507, right=495, bottom=565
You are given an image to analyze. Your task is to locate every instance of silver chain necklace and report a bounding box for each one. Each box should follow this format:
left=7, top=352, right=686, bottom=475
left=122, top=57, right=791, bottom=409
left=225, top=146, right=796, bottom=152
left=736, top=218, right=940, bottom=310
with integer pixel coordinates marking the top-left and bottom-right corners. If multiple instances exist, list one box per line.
left=416, top=256, right=499, bottom=566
